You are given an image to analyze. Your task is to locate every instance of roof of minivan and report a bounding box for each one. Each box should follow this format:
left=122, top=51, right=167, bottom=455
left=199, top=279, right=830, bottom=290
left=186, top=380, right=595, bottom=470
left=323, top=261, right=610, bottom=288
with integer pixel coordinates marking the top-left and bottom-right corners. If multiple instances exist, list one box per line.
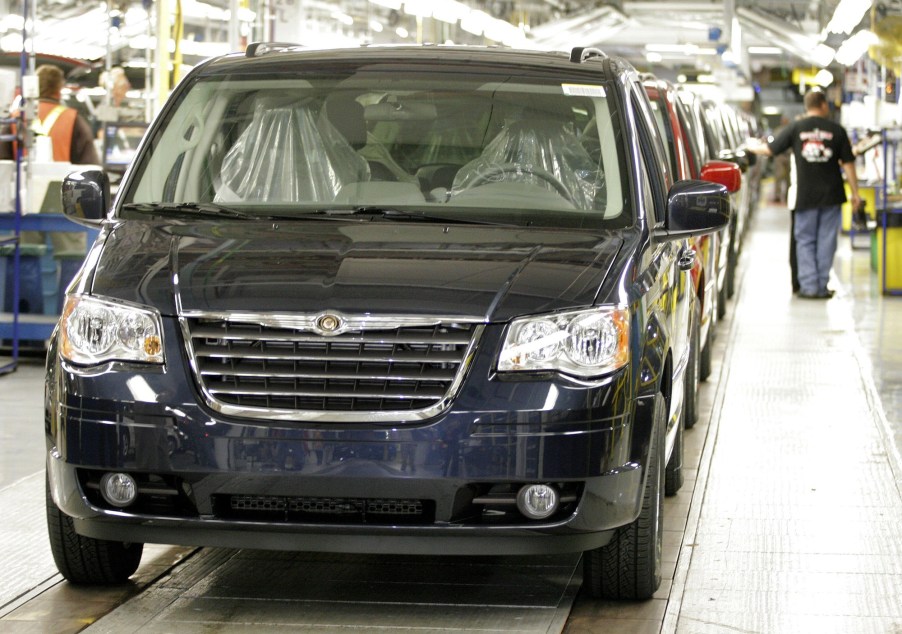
left=194, top=44, right=631, bottom=81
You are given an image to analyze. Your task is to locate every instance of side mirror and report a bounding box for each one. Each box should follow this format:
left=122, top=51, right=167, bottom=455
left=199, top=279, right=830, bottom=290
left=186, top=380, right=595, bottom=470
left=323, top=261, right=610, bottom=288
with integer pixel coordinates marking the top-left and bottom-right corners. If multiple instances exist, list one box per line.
left=700, top=160, right=742, bottom=193
left=62, top=169, right=109, bottom=227
left=717, top=148, right=748, bottom=172
left=659, top=179, right=731, bottom=240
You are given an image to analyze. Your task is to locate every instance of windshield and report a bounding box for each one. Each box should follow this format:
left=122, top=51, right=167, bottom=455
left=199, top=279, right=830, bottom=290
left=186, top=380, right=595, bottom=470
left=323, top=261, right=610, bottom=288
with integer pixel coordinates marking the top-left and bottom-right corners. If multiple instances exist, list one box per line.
left=123, top=64, right=630, bottom=229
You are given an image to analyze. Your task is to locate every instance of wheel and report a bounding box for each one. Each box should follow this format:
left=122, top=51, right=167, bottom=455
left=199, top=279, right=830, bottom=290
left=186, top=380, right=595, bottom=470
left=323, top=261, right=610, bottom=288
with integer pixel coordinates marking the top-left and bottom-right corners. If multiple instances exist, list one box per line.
left=665, top=407, right=684, bottom=496
left=699, top=317, right=713, bottom=382
left=463, top=162, right=575, bottom=204
left=717, top=278, right=727, bottom=319
left=683, top=306, right=700, bottom=430
left=582, top=394, right=664, bottom=600
left=723, top=224, right=739, bottom=299
left=46, top=477, right=144, bottom=584
left=725, top=248, right=737, bottom=299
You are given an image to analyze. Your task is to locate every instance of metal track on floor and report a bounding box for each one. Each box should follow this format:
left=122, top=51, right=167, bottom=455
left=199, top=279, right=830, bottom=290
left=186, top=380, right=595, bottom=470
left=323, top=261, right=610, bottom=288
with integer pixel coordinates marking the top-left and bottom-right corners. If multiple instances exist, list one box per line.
left=82, top=548, right=582, bottom=634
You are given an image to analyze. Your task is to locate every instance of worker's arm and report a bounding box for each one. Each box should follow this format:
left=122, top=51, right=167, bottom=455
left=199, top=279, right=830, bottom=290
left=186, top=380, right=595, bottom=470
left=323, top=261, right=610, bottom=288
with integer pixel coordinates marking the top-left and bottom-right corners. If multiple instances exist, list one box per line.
left=71, top=114, right=101, bottom=165
left=745, top=137, right=773, bottom=157
left=842, top=161, right=862, bottom=212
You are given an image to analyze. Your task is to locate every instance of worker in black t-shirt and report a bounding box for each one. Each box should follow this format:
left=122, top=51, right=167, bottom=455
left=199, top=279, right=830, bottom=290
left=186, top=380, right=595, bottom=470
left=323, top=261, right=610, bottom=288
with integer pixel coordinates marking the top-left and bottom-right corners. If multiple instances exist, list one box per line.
left=749, top=90, right=861, bottom=299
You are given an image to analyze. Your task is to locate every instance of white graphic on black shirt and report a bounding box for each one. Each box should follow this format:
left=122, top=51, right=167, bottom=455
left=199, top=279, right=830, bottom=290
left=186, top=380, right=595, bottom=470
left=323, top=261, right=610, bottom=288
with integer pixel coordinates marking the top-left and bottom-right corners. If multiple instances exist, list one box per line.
left=799, top=128, right=834, bottom=163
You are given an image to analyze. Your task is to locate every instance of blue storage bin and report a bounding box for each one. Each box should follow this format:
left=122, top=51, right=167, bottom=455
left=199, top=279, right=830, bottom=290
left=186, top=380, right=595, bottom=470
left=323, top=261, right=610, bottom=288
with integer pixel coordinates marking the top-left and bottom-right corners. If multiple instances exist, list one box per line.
left=41, top=251, right=57, bottom=315
left=2, top=244, right=47, bottom=314
left=0, top=252, right=5, bottom=311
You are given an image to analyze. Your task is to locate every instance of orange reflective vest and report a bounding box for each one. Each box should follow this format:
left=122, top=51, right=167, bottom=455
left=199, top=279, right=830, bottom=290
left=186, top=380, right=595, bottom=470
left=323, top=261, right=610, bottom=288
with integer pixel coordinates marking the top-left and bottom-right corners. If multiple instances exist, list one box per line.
left=7, top=100, right=78, bottom=161
left=34, top=101, right=77, bottom=161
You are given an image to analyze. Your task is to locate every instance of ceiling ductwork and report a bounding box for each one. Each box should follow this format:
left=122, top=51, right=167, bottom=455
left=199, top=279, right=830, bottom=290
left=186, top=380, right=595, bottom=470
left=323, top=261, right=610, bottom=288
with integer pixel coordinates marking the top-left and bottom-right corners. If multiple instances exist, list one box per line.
left=528, top=5, right=633, bottom=50
left=736, top=7, right=835, bottom=67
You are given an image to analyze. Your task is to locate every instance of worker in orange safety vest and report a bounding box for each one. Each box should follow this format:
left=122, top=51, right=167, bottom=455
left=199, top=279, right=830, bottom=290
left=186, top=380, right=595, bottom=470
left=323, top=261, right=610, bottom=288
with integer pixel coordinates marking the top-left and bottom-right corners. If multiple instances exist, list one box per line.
left=0, top=64, right=101, bottom=316
left=0, top=64, right=100, bottom=165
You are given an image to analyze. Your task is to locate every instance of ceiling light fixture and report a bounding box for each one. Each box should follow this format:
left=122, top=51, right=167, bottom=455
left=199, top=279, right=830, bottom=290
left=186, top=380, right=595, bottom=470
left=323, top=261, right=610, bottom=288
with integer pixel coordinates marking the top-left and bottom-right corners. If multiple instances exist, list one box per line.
left=826, top=0, right=873, bottom=36
left=432, top=0, right=470, bottom=25
left=812, top=44, right=835, bottom=67
left=1, top=14, right=24, bottom=31
left=460, top=9, right=488, bottom=36
left=814, top=68, right=834, bottom=87
left=643, top=43, right=718, bottom=57
left=747, top=46, right=783, bottom=55
left=331, top=10, right=354, bottom=26
left=370, top=0, right=402, bottom=10
left=645, top=43, right=698, bottom=54
left=835, top=29, right=879, bottom=65
left=403, top=0, right=432, bottom=19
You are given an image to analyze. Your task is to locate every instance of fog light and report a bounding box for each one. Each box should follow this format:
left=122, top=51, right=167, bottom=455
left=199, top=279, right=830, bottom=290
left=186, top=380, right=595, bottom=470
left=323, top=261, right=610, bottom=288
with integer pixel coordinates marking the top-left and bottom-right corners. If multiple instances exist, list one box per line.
left=516, top=484, right=559, bottom=520
left=100, top=472, right=138, bottom=508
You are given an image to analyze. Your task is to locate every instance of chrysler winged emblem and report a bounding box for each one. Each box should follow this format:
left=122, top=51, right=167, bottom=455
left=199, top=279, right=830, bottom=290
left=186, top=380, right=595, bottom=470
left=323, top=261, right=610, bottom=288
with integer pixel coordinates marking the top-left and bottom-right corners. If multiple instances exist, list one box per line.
left=314, top=313, right=345, bottom=336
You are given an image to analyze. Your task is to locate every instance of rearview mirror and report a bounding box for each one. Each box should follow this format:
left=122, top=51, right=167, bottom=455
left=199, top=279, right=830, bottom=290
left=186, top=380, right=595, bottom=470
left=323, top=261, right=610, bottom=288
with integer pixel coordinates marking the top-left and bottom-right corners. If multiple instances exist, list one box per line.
left=61, top=169, right=109, bottom=227
left=364, top=101, right=438, bottom=121
left=700, top=160, right=742, bottom=193
left=659, top=179, right=730, bottom=240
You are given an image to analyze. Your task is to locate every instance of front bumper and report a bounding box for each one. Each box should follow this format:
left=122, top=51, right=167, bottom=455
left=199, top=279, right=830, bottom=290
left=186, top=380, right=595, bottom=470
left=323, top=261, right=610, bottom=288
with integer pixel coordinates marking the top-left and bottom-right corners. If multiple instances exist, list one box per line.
left=46, top=329, right=651, bottom=556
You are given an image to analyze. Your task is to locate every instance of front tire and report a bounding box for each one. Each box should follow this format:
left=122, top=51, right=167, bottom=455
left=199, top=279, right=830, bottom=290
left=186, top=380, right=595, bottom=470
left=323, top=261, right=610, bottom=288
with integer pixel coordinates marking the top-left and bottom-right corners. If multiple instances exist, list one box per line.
left=582, top=394, right=664, bottom=600
left=665, top=408, right=684, bottom=496
left=683, top=306, right=700, bottom=429
left=699, top=317, right=713, bottom=383
left=46, top=477, right=144, bottom=584
left=725, top=240, right=737, bottom=299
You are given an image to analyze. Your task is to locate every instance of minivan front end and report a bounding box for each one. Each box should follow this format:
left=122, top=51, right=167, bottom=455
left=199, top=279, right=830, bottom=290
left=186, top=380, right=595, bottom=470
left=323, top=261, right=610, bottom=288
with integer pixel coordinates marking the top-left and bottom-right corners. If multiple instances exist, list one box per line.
left=47, top=290, right=651, bottom=556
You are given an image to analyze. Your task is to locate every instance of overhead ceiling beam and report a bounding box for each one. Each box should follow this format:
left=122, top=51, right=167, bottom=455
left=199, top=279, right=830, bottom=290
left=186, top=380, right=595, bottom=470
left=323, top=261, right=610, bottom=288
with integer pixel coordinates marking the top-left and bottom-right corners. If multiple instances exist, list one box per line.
left=528, top=5, right=633, bottom=49
left=555, top=1, right=836, bottom=68
left=736, top=7, right=834, bottom=66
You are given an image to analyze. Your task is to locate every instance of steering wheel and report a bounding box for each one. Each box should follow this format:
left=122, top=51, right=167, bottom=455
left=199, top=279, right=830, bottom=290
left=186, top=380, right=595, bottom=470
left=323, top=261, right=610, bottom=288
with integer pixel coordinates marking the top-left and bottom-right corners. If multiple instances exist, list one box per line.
left=462, top=163, right=576, bottom=206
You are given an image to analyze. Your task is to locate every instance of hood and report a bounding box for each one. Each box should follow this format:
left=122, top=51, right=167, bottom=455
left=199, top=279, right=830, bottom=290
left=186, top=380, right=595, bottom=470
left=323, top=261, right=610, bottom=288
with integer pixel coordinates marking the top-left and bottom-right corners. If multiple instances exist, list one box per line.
left=90, top=219, right=623, bottom=322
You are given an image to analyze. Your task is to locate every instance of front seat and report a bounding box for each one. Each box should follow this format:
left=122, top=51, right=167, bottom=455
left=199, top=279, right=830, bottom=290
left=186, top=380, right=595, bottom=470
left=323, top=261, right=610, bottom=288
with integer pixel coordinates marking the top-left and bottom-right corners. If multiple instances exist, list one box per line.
left=324, top=94, right=417, bottom=184
left=450, top=115, right=600, bottom=210
left=216, top=94, right=368, bottom=203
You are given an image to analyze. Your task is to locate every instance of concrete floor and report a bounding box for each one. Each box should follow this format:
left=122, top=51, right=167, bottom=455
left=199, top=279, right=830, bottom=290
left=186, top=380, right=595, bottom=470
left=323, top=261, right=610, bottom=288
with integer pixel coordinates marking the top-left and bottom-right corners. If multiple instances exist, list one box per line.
left=1, top=198, right=901, bottom=633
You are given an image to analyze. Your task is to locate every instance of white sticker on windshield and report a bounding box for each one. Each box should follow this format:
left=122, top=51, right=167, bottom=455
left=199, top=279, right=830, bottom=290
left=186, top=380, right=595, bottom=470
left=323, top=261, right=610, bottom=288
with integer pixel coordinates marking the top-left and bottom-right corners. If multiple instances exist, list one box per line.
left=562, top=84, right=606, bottom=97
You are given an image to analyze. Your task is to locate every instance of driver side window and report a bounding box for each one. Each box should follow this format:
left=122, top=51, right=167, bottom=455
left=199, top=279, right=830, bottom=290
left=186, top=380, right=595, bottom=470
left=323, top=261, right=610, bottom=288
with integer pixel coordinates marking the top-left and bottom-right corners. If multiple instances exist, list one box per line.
left=630, top=86, right=670, bottom=228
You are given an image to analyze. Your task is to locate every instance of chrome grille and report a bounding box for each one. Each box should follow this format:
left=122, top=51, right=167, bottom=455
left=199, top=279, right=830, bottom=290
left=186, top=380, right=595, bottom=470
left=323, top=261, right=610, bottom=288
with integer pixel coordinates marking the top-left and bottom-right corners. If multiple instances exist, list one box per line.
left=183, top=314, right=481, bottom=421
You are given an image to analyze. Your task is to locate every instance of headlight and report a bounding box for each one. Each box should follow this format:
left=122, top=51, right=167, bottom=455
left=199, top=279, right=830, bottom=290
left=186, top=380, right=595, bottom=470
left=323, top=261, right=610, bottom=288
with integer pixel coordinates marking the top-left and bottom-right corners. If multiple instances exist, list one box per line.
left=497, top=307, right=629, bottom=378
left=60, top=295, right=164, bottom=365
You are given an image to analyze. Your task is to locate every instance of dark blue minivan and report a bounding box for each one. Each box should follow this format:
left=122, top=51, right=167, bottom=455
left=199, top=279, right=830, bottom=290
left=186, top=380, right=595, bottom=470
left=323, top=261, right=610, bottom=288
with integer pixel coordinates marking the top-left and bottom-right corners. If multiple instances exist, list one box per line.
left=46, top=44, right=730, bottom=600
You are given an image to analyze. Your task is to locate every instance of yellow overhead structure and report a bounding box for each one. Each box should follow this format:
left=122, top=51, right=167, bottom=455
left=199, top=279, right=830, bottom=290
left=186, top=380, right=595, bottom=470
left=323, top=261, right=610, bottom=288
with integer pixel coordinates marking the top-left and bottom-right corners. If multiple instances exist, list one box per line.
left=870, top=15, right=902, bottom=74
left=154, top=0, right=171, bottom=110
left=153, top=0, right=186, bottom=114
left=173, top=0, right=184, bottom=86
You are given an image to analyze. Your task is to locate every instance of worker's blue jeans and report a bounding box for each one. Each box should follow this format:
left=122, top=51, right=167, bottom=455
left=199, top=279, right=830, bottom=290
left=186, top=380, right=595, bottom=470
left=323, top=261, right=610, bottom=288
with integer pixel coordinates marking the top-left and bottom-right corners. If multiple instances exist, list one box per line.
left=793, top=204, right=842, bottom=295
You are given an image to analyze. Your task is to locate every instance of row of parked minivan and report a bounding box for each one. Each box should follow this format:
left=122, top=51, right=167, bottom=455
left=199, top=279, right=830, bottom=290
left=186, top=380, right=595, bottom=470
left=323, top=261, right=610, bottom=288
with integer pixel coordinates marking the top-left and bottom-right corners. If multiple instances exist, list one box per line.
left=46, top=44, right=757, bottom=601
left=642, top=76, right=764, bottom=432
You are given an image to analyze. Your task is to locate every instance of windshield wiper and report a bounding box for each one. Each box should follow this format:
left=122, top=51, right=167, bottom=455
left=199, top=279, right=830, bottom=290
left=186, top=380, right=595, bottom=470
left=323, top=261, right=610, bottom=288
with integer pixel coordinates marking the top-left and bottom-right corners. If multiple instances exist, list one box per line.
left=331, top=206, right=516, bottom=226
left=121, top=202, right=261, bottom=219
left=122, top=203, right=515, bottom=226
